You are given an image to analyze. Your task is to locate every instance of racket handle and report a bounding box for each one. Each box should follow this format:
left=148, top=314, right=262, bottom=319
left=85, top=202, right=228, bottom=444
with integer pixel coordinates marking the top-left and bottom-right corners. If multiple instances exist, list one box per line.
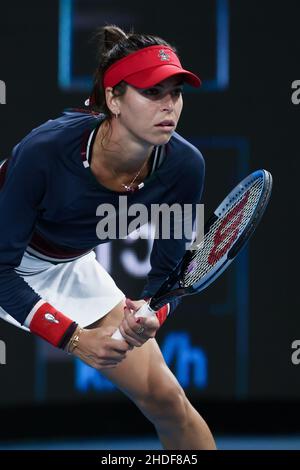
left=111, top=302, right=155, bottom=340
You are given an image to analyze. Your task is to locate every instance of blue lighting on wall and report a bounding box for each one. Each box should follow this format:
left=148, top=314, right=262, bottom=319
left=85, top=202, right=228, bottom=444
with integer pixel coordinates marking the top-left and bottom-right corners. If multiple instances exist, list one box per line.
left=58, top=0, right=73, bottom=90
left=58, top=0, right=229, bottom=92
left=161, top=332, right=207, bottom=389
left=201, top=0, right=230, bottom=91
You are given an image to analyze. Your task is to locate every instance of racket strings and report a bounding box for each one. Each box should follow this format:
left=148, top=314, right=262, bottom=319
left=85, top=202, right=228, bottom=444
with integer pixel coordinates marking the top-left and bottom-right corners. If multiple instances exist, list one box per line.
left=182, top=178, right=264, bottom=287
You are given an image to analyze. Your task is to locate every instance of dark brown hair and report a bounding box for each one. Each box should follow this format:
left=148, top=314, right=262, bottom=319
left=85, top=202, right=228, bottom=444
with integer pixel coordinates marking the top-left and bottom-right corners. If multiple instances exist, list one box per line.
left=89, top=25, right=177, bottom=115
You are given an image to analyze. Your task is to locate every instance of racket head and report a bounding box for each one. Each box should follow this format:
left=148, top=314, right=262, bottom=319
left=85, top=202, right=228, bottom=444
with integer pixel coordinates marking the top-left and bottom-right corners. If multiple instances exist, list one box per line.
left=181, top=169, right=272, bottom=292
left=149, top=169, right=272, bottom=310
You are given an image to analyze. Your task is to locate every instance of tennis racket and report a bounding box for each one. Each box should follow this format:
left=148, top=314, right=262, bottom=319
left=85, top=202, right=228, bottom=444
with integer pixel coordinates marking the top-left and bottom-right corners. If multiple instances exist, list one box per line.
left=112, top=169, right=272, bottom=340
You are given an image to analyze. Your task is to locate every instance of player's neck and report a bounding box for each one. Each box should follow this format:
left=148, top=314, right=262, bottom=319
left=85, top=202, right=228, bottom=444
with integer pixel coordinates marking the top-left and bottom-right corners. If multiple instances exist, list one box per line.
left=94, top=119, right=154, bottom=176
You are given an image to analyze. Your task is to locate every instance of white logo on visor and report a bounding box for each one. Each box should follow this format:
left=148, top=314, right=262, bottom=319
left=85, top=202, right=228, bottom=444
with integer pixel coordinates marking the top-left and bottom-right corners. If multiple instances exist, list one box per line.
left=44, top=313, right=59, bottom=324
left=158, top=50, right=170, bottom=61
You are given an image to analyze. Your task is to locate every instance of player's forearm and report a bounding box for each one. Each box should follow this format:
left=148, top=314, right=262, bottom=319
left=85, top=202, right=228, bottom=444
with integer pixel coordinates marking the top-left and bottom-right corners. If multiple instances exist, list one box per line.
left=0, top=265, right=42, bottom=323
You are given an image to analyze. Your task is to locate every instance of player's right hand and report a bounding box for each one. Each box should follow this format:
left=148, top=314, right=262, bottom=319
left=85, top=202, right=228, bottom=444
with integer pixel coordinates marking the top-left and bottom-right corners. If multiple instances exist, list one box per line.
left=70, top=326, right=132, bottom=370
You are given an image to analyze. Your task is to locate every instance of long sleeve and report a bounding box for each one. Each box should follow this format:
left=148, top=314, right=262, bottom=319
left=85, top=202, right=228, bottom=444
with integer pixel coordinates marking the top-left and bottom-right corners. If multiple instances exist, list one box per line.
left=0, top=139, right=47, bottom=324
left=141, top=146, right=205, bottom=313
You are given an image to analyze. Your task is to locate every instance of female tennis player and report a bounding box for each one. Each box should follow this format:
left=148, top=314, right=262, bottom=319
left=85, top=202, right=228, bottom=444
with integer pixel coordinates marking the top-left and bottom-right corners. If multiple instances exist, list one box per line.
left=0, top=25, right=215, bottom=449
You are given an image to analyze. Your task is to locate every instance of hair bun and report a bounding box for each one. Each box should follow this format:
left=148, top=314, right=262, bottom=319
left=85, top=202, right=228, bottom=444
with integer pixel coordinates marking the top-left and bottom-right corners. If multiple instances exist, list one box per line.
left=102, top=25, right=128, bottom=51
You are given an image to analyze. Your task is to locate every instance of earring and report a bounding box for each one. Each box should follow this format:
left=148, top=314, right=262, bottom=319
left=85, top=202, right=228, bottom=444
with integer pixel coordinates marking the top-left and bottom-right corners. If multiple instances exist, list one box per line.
left=114, top=112, right=119, bottom=119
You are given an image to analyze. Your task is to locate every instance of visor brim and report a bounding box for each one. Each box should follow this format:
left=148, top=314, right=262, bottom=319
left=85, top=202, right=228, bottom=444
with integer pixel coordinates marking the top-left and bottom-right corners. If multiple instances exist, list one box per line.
left=124, top=65, right=201, bottom=88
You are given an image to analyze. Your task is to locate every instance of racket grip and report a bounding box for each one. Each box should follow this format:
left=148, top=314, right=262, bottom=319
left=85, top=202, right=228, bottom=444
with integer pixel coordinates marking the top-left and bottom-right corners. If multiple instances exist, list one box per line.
left=111, top=302, right=156, bottom=340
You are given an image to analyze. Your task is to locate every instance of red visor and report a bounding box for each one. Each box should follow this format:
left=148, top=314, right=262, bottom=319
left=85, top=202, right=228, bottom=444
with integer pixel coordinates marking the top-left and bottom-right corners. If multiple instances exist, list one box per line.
left=103, top=45, right=201, bottom=89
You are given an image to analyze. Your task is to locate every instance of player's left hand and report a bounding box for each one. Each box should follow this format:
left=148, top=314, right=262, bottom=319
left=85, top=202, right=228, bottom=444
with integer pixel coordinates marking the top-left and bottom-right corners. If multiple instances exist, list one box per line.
left=118, top=298, right=160, bottom=347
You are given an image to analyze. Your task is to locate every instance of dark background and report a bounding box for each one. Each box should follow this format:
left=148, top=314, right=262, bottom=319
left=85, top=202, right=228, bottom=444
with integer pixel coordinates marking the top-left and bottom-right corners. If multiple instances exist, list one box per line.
left=0, top=0, right=299, bottom=438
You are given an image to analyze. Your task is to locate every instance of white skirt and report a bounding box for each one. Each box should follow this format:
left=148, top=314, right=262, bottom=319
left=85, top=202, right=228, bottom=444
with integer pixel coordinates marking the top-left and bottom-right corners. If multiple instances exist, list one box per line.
left=0, top=250, right=125, bottom=332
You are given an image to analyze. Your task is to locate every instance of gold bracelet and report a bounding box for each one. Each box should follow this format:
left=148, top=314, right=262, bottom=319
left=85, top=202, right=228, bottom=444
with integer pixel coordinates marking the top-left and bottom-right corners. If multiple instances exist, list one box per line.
left=67, top=327, right=83, bottom=354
